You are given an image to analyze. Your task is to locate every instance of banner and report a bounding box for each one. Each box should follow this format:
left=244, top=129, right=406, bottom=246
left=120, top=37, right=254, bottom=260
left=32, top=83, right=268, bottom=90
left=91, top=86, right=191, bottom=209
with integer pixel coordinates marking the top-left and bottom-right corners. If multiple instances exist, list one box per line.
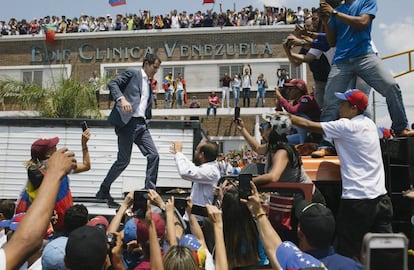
left=203, top=0, right=215, bottom=4
left=109, top=0, right=126, bottom=7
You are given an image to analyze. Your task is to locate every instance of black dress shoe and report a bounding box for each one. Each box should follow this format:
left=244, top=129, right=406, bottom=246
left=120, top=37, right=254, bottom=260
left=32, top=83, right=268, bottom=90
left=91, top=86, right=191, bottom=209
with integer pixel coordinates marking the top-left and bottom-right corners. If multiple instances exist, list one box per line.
left=106, top=200, right=120, bottom=208
left=96, top=189, right=120, bottom=208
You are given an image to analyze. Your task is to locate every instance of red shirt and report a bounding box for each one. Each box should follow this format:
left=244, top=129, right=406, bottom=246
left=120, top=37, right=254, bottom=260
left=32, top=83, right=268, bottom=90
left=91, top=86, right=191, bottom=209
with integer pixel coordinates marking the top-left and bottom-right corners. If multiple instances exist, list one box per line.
left=279, top=94, right=320, bottom=121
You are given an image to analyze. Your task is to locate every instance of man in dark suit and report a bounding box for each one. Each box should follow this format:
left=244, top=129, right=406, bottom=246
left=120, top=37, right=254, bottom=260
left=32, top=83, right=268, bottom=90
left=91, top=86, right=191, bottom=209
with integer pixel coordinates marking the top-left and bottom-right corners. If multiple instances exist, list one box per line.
left=96, top=53, right=161, bottom=207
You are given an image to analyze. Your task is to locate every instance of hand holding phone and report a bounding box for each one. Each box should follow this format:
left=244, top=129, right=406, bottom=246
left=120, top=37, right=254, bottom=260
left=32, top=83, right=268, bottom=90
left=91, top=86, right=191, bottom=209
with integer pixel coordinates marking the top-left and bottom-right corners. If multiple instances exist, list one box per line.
left=133, top=190, right=149, bottom=218
left=81, top=121, right=88, bottom=132
left=174, top=197, right=188, bottom=211
left=234, top=107, right=240, bottom=122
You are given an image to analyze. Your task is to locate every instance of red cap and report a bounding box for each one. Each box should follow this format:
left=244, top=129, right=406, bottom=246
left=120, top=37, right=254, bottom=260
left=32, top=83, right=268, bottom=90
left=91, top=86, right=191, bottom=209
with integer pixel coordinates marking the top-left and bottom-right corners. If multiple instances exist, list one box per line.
left=136, top=212, right=165, bottom=243
left=87, top=215, right=109, bottom=228
left=31, top=137, right=59, bottom=160
left=284, top=78, right=308, bottom=94
left=335, top=89, right=368, bottom=112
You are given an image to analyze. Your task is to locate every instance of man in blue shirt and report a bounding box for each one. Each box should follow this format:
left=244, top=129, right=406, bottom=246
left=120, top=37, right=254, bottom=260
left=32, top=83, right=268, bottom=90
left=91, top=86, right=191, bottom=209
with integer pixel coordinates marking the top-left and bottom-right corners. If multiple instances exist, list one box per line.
left=295, top=199, right=363, bottom=269
left=313, top=0, right=413, bottom=157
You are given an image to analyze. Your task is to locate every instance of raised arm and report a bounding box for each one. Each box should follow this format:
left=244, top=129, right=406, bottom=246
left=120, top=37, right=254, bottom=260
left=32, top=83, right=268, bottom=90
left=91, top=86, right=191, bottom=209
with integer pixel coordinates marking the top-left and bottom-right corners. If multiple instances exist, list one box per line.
left=206, top=204, right=228, bottom=270
left=236, top=118, right=268, bottom=155
left=241, top=182, right=282, bottom=269
left=4, top=148, right=76, bottom=270
left=73, top=129, right=91, bottom=173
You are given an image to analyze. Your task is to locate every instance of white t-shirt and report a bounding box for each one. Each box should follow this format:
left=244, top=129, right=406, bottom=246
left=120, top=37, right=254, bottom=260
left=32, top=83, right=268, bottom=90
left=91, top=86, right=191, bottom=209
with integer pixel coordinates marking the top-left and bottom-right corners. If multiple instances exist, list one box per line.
left=321, top=115, right=387, bottom=199
left=241, top=74, right=251, bottom=88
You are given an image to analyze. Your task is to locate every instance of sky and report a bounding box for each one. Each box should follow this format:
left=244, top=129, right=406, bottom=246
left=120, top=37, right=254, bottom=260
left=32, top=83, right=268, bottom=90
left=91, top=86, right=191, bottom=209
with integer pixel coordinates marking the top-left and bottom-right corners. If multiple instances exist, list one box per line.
left=1, top=0, right=414, bottom=128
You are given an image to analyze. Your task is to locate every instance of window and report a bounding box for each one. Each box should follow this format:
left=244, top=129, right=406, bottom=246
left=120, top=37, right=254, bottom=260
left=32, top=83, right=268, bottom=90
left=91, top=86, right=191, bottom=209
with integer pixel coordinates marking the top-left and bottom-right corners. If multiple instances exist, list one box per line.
left=22, top=70, right=43, bottom=87
left=218, top=65, right=243, bottom=87
left=104, top=68, right=127, bottom=79
left=163, top=66, right=184, bottom=80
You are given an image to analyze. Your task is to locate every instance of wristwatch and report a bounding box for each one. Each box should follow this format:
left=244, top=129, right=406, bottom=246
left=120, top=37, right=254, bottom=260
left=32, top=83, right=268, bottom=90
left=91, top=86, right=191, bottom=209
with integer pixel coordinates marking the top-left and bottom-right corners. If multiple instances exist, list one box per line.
left=332, top=10, right=338, bottom=17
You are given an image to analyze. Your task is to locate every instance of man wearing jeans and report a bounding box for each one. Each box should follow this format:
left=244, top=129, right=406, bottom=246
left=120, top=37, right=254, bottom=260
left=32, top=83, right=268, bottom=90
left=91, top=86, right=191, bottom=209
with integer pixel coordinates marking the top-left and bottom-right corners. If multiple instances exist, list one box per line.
left=96, top=53, right=161, bottom=207
left=313, top=0, right=413, bottom=157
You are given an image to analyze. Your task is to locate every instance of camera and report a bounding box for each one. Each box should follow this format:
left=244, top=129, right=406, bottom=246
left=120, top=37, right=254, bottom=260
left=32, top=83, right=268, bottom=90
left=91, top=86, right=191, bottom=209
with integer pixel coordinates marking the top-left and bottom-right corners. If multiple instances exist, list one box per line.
left=107, top=233, right=117, bottom=248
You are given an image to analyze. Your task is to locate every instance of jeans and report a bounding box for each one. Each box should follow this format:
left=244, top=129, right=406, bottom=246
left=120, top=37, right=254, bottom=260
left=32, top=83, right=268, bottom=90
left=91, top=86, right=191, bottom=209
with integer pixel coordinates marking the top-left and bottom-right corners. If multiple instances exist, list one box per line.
left=322, top=52, right=408, bottom=132
left=287, top=113, right=311, bottom=145
left=101, top=117, right=159, bottom=191
left=255, top=88, right=266, bottom=107
left=313, top=80, right=326, bottom=108
left=164, top=89, right=173, bottom=109
left=207, top=105, right=217, bottom=116
left=233, top=86, right=240, bottom=107
left=175, top=89, right=184, bottom=108
left=242, top=87, right=251, bottom=107
left=221, top=86, right=230, bottom=108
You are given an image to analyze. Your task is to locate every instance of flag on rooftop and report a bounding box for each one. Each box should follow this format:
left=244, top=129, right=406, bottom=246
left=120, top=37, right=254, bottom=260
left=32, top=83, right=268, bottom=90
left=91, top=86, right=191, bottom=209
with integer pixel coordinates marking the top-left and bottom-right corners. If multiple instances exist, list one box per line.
left=109, top=0, right=126, bottom=7
left=203, top=0, right=215, bottom=4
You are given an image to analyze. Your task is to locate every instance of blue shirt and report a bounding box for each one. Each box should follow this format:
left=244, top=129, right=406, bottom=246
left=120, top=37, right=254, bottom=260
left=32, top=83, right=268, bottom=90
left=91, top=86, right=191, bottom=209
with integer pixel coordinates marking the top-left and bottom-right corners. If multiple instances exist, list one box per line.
left=276, top=241, right=326, bottom=269
left=307, top=246, right=363, bottom=270
left=330, top=0, right=377, bottom=63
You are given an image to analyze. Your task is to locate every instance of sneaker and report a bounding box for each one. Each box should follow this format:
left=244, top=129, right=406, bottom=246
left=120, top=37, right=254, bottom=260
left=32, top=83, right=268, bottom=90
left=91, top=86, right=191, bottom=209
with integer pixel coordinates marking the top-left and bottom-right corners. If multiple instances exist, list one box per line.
left=393, top=129, right=414, bottom=137
left=311, top=147, right=337, bottom=158
left=295, top=143, right=318, bottom=156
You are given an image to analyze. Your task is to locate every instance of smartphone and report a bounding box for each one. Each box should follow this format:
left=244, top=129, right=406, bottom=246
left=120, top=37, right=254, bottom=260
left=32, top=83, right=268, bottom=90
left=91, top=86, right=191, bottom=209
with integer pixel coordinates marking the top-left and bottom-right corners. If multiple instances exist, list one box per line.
left=81, top=121, right=88, bottom=131
left=133, top=190, right=149, bottom=218
left=362, top=233, right=408, bottom=270
left=174, top=197, right=188, bottom=211
left=234, top=106, right=240, bottom=121
left=238, top=174, right=252, bottom=199
left=191, top=204, right=208, bottom=217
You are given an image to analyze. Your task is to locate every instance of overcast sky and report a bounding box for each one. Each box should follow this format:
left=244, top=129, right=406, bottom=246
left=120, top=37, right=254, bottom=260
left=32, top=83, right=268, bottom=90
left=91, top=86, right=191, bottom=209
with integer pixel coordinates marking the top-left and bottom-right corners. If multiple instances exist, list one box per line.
left=1, top=0, right=413, bottom=128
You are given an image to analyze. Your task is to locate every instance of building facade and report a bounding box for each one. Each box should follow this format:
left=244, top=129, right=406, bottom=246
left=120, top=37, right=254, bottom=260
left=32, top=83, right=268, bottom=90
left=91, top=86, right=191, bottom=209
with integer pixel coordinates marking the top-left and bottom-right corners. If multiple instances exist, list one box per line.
left=0, top=25, right=308, bottom=93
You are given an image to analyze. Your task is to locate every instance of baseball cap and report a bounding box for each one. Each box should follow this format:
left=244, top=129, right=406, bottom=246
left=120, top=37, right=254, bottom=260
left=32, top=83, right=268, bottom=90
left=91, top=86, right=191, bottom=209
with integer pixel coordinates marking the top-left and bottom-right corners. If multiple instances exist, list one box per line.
left=31, top=137, right=59, bottom=160
left=87, top=215, right=109, bottom=229
left=0, top=212, right=26, bottom=231
left=136, top=212, right=165, bottom=243
left=335, top=89, right=368, bottom=112
left=123, top=218, right=138, bottom=244
left=41, top=236, right=69, bottom=270
left=65, top=226, right=107, bottom=270
left=295, top=200, right=335, bottom=248
left=283, top=78, right=308, bottom=94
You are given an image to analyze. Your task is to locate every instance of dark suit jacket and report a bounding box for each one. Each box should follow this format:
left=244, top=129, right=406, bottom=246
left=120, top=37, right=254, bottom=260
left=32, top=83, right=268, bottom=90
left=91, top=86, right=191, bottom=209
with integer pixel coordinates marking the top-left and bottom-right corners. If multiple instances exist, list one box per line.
left=108, top=68, right=152, bottom=127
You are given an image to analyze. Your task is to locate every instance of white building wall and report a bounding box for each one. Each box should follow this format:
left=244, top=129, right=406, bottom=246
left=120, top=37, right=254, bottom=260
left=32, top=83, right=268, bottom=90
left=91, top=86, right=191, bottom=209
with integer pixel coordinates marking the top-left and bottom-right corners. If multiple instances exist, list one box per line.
left=0, top=124, right=194, bottom=199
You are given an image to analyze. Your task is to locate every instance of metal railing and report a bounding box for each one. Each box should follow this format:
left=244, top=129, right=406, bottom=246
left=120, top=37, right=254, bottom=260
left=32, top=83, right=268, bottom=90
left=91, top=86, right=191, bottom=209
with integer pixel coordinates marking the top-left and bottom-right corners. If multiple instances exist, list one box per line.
left=381, top=49, right=414, bottom=78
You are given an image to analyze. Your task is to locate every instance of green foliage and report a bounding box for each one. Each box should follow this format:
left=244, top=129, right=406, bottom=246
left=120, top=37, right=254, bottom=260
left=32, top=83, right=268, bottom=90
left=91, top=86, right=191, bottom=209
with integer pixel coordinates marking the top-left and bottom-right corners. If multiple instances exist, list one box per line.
left=0, top=77, right=102, bottom=119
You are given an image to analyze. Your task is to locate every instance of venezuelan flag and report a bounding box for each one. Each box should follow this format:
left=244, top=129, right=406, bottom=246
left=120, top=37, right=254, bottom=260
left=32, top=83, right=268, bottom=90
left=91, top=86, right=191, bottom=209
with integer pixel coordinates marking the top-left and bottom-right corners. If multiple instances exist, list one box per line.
left=109, top=0, right=126, bottom=7
left=16, top=175, right=73, bottom=230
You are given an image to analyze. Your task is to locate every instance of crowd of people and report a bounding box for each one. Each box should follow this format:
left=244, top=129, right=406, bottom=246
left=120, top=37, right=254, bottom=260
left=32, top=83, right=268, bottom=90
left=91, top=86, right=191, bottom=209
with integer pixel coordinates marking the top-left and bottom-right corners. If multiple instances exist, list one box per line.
left=0, top=4, right=314, bottom=36
left=1, top=0, right=414, bottom=269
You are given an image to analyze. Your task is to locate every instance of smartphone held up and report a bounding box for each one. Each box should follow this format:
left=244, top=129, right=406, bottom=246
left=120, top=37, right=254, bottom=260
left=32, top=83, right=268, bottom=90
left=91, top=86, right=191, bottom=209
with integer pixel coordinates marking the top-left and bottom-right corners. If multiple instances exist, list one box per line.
left=234, top=106, right=240, bottom=122
left=238, top=173, right=252, bottom=199
left=81, top=121, right=88, bottom=131
left=133, top=190, right=149, bottom=218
